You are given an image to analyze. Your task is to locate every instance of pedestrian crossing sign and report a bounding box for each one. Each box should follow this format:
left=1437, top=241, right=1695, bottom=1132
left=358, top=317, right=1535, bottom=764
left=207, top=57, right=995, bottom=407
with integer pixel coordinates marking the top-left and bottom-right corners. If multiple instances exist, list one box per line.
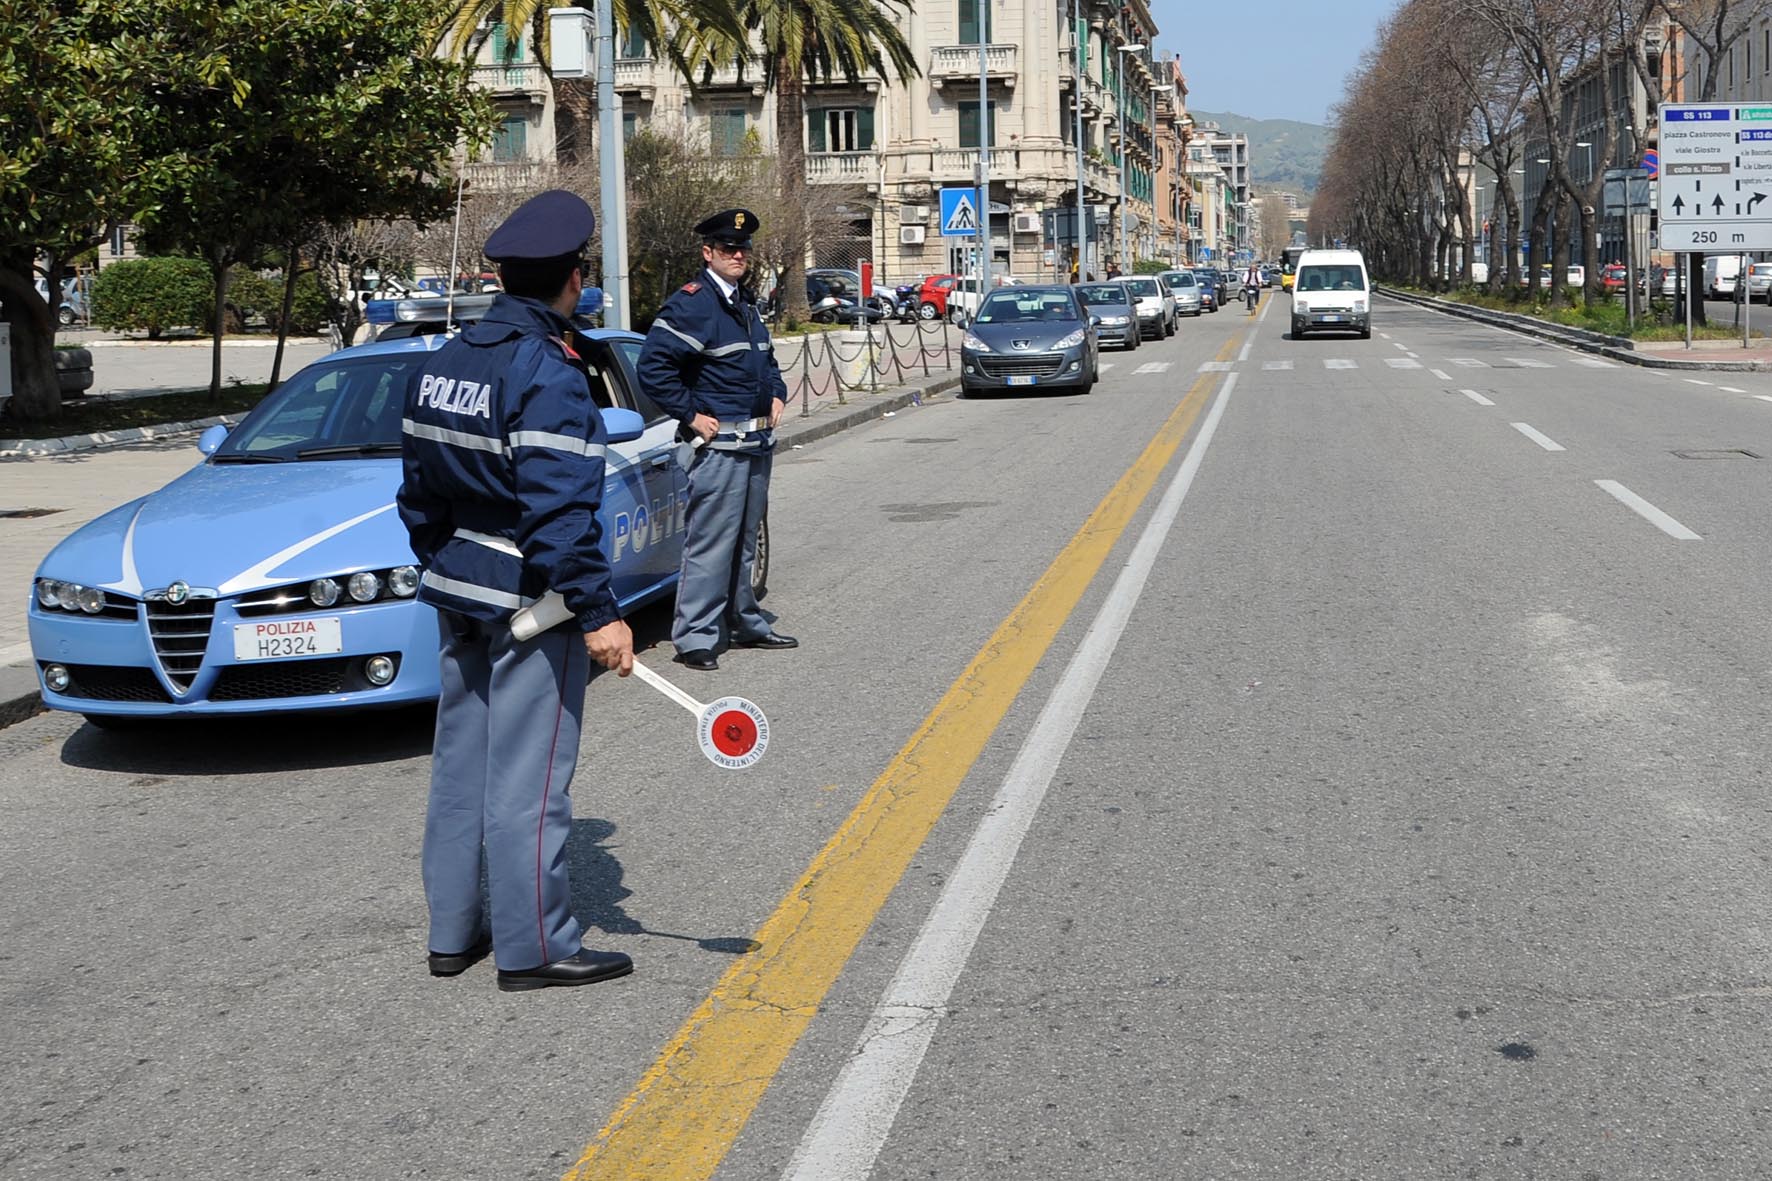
left=939, top=188, right=981, bottom=237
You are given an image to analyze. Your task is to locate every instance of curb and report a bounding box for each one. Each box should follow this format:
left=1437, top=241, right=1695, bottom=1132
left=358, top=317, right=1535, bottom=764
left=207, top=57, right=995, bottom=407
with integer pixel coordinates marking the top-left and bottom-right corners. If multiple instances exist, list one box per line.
left=0, top=414, right=243, bottom=460
left=1378, top=287, right=1772, bottom=372
left=777, top=375, right=960, bottom=451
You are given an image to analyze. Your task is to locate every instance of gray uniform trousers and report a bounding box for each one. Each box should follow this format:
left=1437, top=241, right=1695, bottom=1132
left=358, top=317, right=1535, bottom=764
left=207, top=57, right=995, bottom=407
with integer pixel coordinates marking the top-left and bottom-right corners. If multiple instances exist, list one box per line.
left=673, top=445, right=772, bottom=653
left=422, top=613, right=587, bottom=972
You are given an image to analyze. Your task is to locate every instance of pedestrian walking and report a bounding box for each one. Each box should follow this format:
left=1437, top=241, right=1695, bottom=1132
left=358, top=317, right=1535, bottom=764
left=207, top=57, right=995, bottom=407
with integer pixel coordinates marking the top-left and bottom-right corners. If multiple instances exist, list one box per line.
left=637, top=208, right=796, bottom=672
left=397, top=189, right=637, bottom=993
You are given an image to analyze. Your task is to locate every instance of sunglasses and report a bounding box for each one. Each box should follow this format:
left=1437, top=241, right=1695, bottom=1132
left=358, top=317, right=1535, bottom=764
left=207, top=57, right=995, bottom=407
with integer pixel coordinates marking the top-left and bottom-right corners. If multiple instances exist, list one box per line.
left=710, top=242, right=751, bottom=256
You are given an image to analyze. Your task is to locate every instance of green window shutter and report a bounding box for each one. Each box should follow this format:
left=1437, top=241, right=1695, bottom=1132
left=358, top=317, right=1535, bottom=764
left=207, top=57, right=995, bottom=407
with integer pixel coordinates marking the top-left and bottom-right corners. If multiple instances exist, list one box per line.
left=959, top=0, right=991, bottom=43
left=491, top=21, right=507, bottom=60
left=808, top=109, right=827, bottom=153
left=858, top=107, right=874, bottom=150
left=959, top=102, right=978, bottom=148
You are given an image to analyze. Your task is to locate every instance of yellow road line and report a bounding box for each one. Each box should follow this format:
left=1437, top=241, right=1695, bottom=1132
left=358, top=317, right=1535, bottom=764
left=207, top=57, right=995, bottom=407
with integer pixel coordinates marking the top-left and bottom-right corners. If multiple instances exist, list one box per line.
left=563, top=332, right=1239, bottom=1181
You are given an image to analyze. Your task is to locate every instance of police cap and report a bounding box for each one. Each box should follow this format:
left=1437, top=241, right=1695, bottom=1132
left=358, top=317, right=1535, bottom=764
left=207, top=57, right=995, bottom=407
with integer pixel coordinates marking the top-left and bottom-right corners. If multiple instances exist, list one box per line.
left=484, top=190, right=596, bottom=263
left=696, top=208, right=759, bottom=247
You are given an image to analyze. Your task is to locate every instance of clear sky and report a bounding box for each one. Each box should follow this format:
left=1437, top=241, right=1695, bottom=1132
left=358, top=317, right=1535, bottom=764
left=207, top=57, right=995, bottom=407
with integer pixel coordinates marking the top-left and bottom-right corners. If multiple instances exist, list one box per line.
left=1144, top=0, right=1403, bottom=125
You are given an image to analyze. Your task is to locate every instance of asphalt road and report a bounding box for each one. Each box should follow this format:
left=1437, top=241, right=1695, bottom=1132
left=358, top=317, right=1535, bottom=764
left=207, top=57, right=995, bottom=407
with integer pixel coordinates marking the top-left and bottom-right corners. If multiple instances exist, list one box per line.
left=8, top=294, right=1772, bottom=1179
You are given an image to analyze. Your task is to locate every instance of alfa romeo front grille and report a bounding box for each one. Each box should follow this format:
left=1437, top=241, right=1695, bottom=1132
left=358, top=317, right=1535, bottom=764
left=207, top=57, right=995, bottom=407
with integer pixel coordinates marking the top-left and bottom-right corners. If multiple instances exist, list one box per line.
left=145, top=597, right=215, bottom=694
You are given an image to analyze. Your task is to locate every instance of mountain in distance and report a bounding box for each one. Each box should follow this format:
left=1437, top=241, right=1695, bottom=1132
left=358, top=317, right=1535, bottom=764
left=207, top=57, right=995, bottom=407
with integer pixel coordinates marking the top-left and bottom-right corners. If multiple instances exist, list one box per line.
left=1188, top=109, right=1329, bottom=201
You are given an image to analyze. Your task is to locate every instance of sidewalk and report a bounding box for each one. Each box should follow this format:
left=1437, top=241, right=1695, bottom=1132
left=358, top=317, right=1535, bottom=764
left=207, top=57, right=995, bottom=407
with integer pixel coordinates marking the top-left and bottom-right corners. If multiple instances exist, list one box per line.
left=1380, top=286, right=1772, bottom=370
left=0, top=363, right=959, bottom=725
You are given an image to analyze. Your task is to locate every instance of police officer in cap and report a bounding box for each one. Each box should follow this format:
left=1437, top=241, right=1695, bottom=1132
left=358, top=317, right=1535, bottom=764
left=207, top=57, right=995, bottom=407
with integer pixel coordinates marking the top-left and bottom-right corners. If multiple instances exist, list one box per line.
left=398, top=190, right=636, bottom=992
left=638, top=208, right=796, bottom=671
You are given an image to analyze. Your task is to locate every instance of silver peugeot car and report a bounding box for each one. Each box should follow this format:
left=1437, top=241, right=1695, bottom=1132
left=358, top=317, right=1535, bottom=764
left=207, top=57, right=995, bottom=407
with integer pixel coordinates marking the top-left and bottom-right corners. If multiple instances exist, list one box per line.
left=960, top=285, right=1099, bottom=397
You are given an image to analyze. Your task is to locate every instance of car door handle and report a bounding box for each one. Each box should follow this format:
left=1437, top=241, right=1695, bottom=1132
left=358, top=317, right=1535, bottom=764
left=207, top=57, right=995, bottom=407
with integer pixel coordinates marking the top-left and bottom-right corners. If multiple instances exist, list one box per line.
left=648, top=454, right=673, bottom=468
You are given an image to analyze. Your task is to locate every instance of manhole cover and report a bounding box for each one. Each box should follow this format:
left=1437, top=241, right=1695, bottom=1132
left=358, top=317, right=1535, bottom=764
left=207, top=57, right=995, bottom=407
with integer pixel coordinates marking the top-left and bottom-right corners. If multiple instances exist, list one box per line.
left=1672, top=448, right=1761, bottom=460
left=0, top=507, right=63, bottom=519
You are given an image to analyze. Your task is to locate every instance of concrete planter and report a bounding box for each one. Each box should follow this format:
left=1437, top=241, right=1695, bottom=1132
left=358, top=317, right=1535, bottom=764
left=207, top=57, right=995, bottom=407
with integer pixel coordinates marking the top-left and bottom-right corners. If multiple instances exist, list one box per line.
left=54, top=347, right=94, bottom=396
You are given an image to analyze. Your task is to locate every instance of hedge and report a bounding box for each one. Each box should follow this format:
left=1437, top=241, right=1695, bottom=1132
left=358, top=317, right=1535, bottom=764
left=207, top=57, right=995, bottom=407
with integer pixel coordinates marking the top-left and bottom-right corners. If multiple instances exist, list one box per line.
left=228, top=270, right=331, bottom=335
left=90, top=257, right=212, bottom=338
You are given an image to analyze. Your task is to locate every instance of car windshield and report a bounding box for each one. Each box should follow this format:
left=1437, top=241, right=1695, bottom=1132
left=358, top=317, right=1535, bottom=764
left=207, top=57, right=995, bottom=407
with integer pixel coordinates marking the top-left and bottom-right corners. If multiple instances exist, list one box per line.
left=976, top=291, right=1080, bottom=323
left=1754, top=265, right=1772, bottom=277
left=1125, top=278, right=1160, bottom=296
left=1167, top=273, right=1196, bottom=287
left=211, top=354, right=428, bottom=462
left=1295, top=265, right=1366, bottom=293
left=1077, top=284, right=1130, bottom=305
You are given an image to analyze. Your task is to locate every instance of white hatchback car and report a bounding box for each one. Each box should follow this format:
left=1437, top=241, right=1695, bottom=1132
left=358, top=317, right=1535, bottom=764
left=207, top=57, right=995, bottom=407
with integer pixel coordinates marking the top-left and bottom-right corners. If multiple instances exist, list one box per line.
left=1159, top=269, right=1204, bottom=317
left=1120, top=275, right=1175, bottom=338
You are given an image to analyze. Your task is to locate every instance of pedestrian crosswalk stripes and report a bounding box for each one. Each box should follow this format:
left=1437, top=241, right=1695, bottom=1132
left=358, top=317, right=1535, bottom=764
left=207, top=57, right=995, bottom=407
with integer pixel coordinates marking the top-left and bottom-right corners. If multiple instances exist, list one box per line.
left=1383, top=358, right=1422, bottom=369
left=1261, top=360, right=1294, bottom=370
left=1197, top=361, right=1234, bottom=372
left=1502, top=357, right=1553, bottom=368
left=1134, top=362, right=1173, bottom=374
left=1570, top=357, right=1615, bottom=368
left=1324, top=359, right=1357, bottom=369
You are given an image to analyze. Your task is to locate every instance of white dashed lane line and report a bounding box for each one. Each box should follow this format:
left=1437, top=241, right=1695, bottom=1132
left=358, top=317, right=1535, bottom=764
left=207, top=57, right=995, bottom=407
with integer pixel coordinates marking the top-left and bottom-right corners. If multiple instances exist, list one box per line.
left=1685, top=379, right=1714, bottom=386
left=1430, top=368, right=1451, bottom=380
left=1720, top=386, right=1747, bottom=393
left=1511, top=422, right=1566, bottom=451
left=1755, top=394, right=1772, bottom=404
left=1460, top=388, right=1496, bottom=406
left=1595, top=480, right=1702, bottom=541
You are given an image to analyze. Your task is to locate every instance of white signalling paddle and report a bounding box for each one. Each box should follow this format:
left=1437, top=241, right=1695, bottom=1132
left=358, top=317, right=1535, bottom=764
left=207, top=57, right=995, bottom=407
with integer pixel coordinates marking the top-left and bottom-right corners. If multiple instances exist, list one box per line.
left=511, top=592, right=770, bottom=769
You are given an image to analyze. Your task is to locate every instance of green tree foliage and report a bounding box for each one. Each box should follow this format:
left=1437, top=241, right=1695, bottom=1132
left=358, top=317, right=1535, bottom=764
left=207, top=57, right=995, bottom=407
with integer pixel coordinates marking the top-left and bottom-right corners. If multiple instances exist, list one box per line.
left=678, top=0, right=917, bottom=321
left=88, top=258, right=213, bottom=338
left=622, top=128, right=752, bottom=330
left=228, top=270, right=330, bottom=335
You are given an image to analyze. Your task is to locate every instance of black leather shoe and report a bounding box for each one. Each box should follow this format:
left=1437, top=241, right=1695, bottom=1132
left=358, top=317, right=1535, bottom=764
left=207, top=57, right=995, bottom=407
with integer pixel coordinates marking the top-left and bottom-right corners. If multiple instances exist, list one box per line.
left=675, top=649, right=718, bottom=671
left=496, top=948, right=634, bottom=992
left=732, top=632, right=798, bottom=650
left=428, top=934, right=492, bottom=978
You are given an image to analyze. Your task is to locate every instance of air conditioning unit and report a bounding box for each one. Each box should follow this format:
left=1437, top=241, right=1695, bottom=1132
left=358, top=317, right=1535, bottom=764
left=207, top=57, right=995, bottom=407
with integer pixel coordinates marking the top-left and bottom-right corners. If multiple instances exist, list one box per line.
left=1012, top=211, right=1040, bottom=234
left=900, top=204, right=929, bottom=224
left=900, top=225, right=927, bottom=245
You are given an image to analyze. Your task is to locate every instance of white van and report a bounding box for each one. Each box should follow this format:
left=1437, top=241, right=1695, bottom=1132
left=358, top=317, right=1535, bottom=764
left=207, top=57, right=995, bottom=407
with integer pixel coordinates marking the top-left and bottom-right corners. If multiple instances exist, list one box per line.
left=1290, top=249, right=1372, bottom=339
left=1704, top=255, right=1742, bottom=300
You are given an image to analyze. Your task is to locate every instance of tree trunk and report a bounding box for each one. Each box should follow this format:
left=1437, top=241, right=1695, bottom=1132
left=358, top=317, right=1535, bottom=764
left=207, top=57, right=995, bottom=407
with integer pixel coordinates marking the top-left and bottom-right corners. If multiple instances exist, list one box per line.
left=270, top=244, right=299, bottom=392
left=775, top=58, right=810, bottom=323
left=1526, top=195, right=1551, bottom=301
left=0, top=260, right=62, bottom=420
left=1500, top=185, right=1521, bottom=291
left=209, top=253, right=231, bottom=402
left=1549, top=191, right=1572, bottom=310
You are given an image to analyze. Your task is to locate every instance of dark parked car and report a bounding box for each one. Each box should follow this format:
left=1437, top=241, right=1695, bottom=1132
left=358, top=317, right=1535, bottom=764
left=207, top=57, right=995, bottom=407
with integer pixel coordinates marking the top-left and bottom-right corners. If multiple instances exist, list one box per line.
left=1075, top=282, right=1140, bottom=349
left=960, top=285, right=1098, bottom=397
left=1194, top=270, right=1220, bottom=312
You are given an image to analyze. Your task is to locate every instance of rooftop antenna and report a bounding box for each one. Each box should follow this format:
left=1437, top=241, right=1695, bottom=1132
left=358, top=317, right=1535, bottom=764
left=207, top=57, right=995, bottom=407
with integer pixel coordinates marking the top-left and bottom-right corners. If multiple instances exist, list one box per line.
left=445, top=171, right=467, bottom=333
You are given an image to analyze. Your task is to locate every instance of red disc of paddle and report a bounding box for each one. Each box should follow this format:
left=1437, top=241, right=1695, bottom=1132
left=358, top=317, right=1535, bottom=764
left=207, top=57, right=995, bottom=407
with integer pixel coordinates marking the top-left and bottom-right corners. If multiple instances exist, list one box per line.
left=697, top=696, right=770, bottom=769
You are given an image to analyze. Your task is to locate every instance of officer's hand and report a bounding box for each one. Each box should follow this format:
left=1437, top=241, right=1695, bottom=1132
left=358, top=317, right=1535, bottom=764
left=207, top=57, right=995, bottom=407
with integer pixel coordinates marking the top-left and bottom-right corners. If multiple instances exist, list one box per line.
left=769, top=397, right=785, bottom=429
left=585, top=619, right=635, bottom=676
left=691, top=413, right=719, bottom=442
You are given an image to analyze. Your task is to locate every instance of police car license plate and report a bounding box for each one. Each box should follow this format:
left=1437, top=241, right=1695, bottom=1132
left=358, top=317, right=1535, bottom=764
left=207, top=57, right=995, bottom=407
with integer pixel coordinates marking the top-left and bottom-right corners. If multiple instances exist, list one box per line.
left=1006, top=375, right=1038, bottom=386
left=233, top=617, right=343, bottom=661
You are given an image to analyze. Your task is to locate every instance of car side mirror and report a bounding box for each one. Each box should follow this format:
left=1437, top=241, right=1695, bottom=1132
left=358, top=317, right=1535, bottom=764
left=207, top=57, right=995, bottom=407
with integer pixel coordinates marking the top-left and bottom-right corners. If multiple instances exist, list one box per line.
left=197, top=424, right=229, bottom=455
left=600, top=407, right=646, bottom=444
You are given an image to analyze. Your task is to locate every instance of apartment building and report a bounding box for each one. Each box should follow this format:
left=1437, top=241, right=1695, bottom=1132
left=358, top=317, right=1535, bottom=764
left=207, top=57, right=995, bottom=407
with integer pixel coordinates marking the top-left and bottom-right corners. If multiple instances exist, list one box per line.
left=464, top=0, right=1199, bottom=281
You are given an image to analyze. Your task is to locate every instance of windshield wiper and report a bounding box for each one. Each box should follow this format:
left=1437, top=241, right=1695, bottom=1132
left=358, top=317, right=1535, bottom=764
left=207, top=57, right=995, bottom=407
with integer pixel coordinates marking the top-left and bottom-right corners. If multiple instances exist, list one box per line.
left=295, top=443, right=405, bottom=460
left=212, top=453, right=290, bottom=464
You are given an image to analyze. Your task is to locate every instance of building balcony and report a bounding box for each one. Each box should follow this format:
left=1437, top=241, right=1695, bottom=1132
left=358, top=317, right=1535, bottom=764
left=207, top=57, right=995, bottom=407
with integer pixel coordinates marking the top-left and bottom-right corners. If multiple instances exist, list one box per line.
left=694, top=56, right=767, bottom=94
left=461, top=160, right=554, bottom=189
left=928, top=44, right=1018, bottom=90
left=806, top=151, right=880, bottom=186
left=613, top=56, right=659, bottom=99
left=472, top=63, right=547, bottom=105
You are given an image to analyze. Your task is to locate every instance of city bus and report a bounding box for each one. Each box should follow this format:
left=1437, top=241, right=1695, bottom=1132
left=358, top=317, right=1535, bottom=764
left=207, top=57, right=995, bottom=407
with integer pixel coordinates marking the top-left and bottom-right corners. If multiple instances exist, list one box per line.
left=1280, top=244, right=1309, bottom=292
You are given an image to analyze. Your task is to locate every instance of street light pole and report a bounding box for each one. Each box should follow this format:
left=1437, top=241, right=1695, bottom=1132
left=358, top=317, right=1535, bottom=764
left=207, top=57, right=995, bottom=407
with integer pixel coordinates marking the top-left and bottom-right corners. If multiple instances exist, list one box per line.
left=1072, top=0, right=1087, bottom=282
left=976, top=0, right=991, bottom=302
left=1116, top=42, right=1144, bottom=273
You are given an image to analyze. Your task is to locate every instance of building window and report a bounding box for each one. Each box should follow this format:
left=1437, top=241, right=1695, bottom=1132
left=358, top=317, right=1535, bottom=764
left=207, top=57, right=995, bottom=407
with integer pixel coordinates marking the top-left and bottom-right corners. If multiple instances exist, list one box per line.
left=619, top=25, right=648, bottom=58
left=807, top=107, right=874, bottom=152
left=623, top=112, right=638, bottom=141
left=958, top=101, right=997, bottom=149
left=709, top=107, right=747, bottom=155
left=489, top=21, right=522, bottom=62
left=492, top=115, right=528, bottom=162
left=109, top=225, right=127, bottom=257
left=958, top=0, right=992, bottom=44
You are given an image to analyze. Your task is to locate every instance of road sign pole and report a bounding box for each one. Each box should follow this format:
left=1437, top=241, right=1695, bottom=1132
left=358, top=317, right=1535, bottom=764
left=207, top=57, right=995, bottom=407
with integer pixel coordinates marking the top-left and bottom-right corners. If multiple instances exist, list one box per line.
left=1685, top=251, right=1693, bottom=349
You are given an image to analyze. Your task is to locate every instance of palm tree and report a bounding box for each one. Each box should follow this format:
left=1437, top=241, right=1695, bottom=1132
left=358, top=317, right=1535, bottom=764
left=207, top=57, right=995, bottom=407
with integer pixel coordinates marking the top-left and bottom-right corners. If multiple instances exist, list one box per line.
left=433, top=0, right=744, bottom=162
left=681, top=0, right=916, bottom=320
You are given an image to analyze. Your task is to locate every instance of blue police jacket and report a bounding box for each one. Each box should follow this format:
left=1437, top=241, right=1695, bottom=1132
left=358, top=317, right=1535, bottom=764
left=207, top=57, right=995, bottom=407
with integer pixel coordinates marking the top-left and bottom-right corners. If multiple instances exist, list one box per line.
left=637, top=269, right=789, bottom=451
left=397, top=294, right=621, bottom=633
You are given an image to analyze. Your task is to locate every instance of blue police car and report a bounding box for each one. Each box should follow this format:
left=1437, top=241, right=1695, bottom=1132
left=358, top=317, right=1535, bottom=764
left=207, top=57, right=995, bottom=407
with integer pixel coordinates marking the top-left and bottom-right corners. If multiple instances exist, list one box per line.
left=27, top=294, right=763, bottom=726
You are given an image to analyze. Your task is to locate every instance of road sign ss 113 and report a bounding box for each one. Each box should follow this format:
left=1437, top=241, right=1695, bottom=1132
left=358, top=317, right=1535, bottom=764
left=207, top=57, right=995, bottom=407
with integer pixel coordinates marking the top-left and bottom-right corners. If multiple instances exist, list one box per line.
left=1657, top=102, right=1772, bottom=250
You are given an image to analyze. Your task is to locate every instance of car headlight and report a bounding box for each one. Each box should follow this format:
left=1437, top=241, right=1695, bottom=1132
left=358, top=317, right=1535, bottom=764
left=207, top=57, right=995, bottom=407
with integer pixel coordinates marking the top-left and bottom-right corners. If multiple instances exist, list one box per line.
left=962, top=332, right=991, bottom=352
left=348, top=571, right=382, bottom=603
left=1102, top=315, right=1130, bottom=326
left=389, top=566, right=420, bottom=597
left=1052, top=329, right=1088, bottom=349
left=76, top=586, right=104, bottom=614
left=309, top=578, right=341, bottom=607
left=35, top=579, right=63, bottom=609
left=1352, top=299, right=1368, bottom=313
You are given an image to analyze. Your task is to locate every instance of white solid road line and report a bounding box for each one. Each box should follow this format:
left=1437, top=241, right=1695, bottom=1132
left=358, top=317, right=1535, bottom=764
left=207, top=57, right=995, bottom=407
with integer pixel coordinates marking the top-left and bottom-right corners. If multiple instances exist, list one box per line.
left=1511, top=422, right=1566, bottom=451
left=1460, top=388, right=1496, bottom=406
left=1430, top=368, right=1452, bottom=380
left=780, top=377, right=1239, bottom=1181
left=1595, top=480, right=1701, bottom=540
